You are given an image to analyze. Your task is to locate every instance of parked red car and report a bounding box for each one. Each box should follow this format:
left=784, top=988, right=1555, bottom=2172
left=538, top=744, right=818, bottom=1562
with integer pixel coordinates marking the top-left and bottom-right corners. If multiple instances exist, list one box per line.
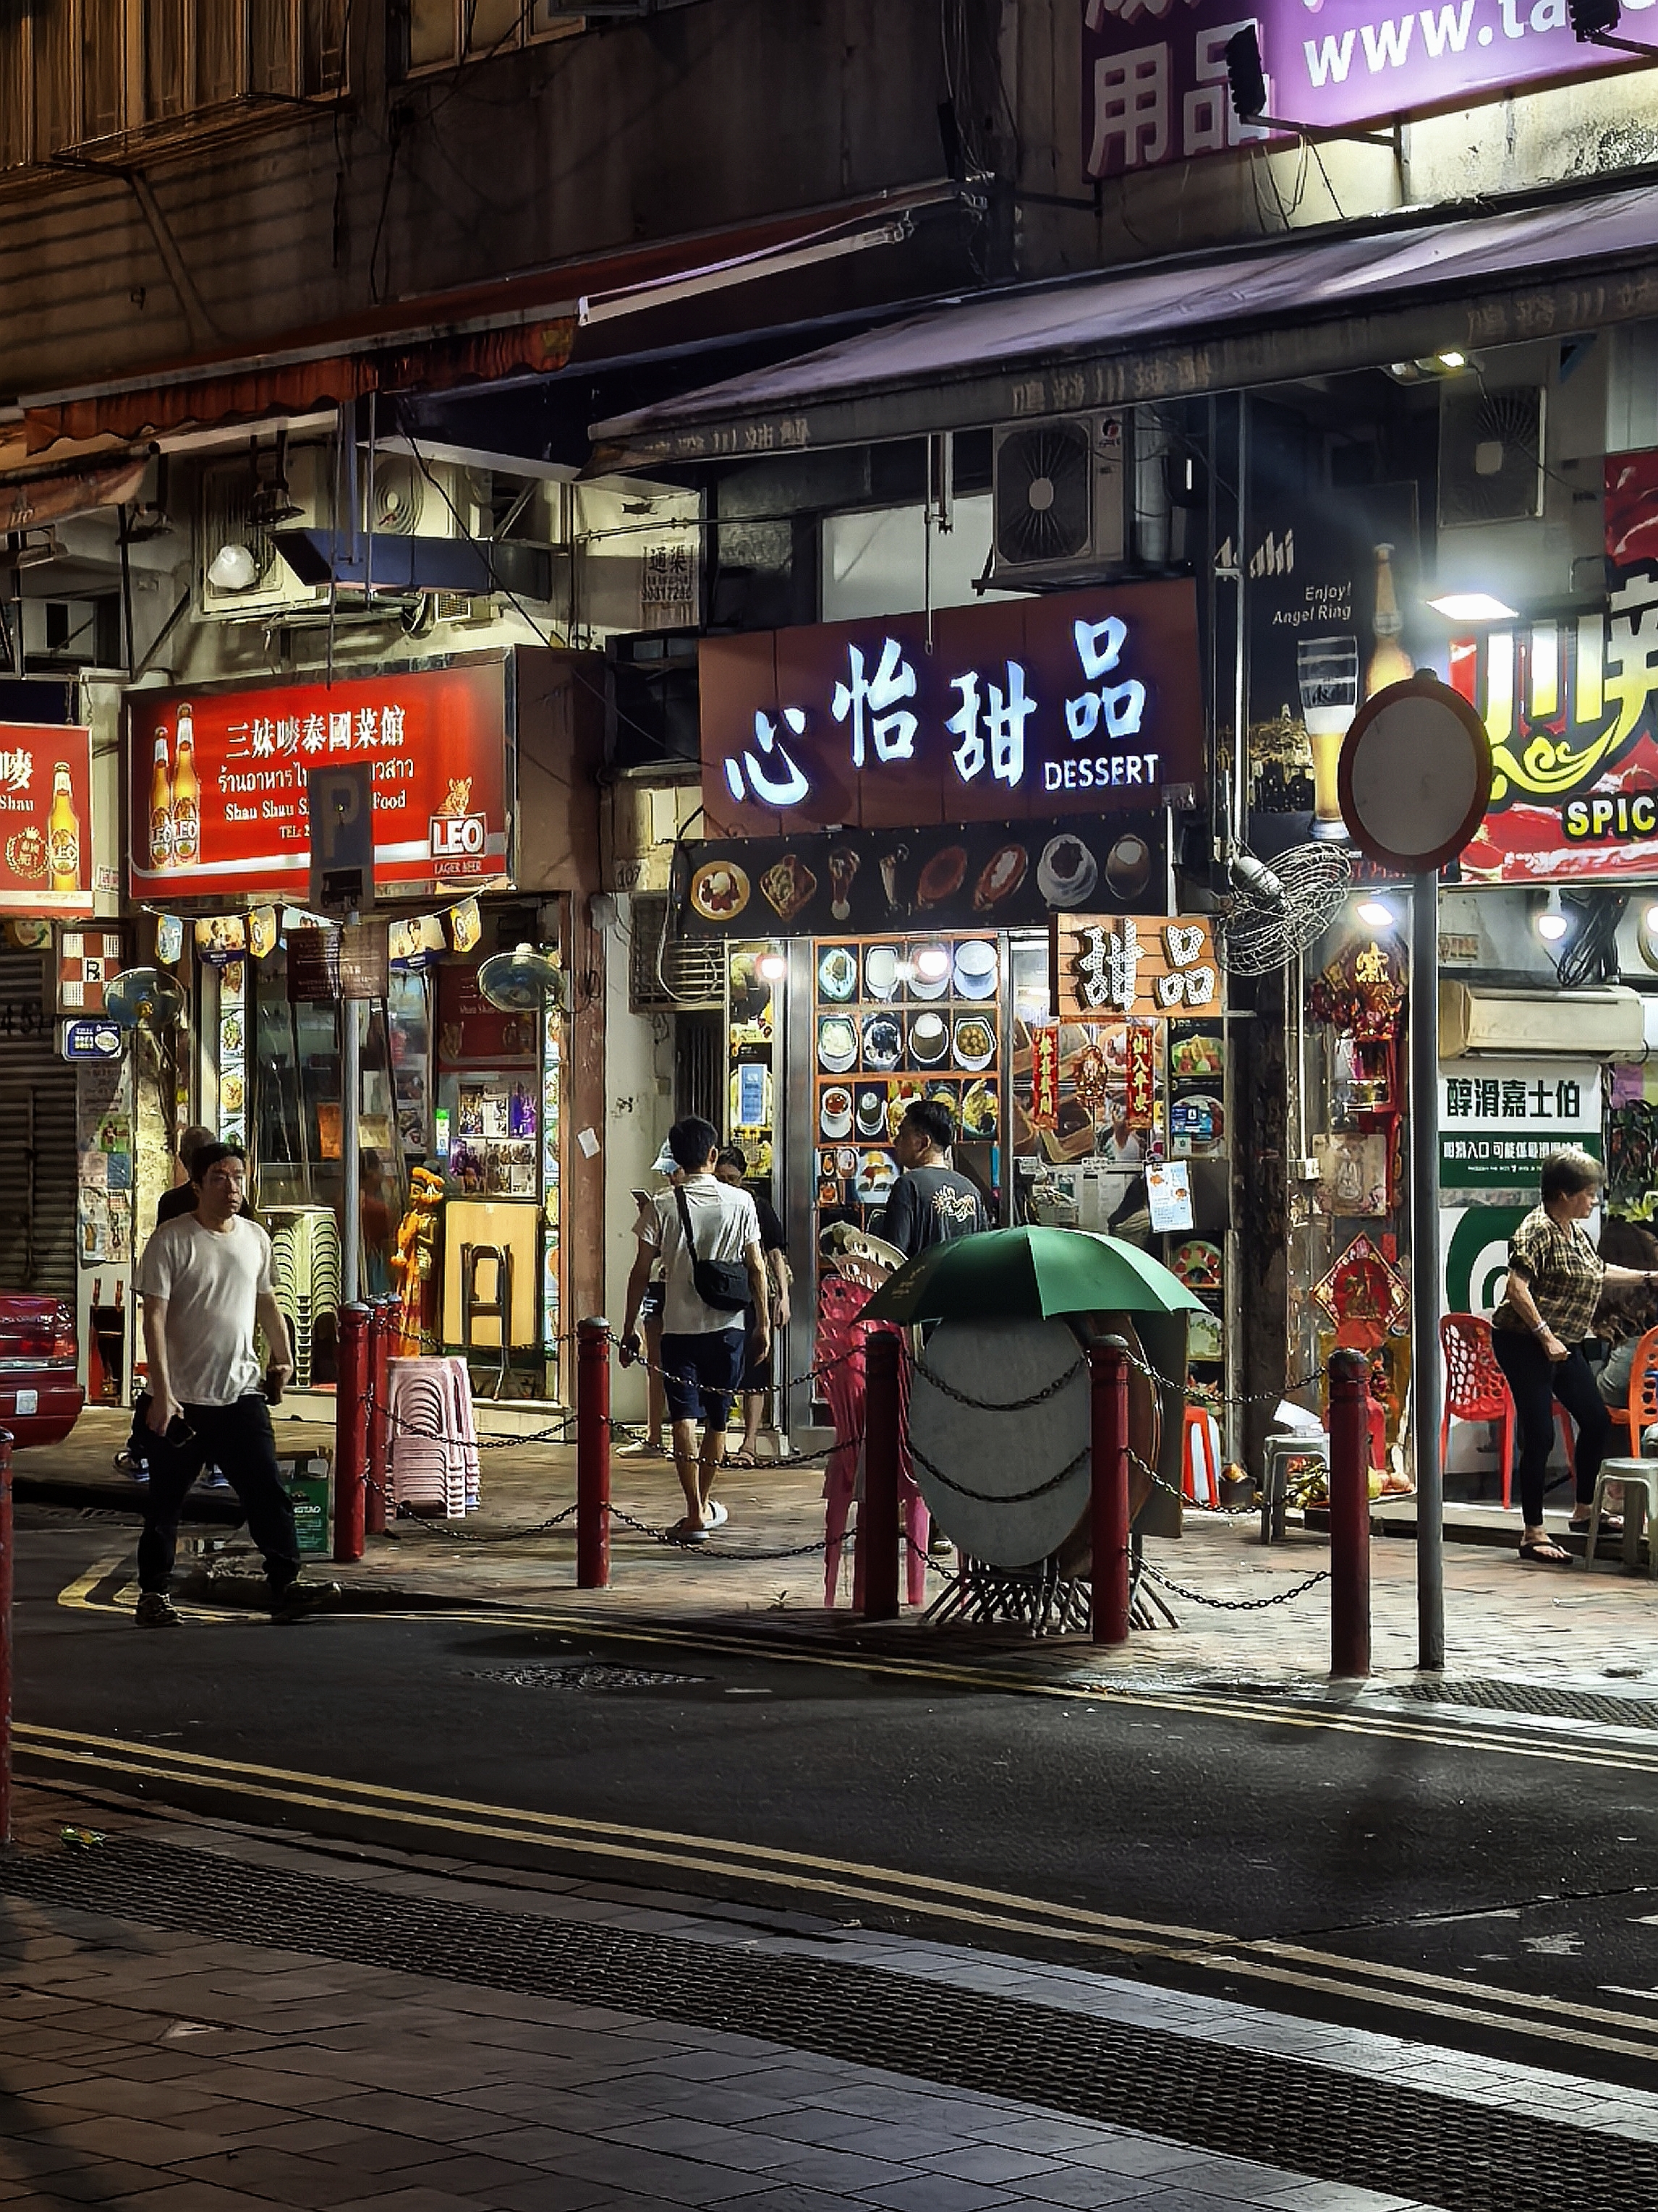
left=0, top=1293, right=85, bottom=1448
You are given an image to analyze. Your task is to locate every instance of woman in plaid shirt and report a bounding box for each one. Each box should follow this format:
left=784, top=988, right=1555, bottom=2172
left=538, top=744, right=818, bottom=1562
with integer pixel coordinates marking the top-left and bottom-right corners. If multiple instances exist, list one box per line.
left=1492, top=1148, right=1658, bottom=1565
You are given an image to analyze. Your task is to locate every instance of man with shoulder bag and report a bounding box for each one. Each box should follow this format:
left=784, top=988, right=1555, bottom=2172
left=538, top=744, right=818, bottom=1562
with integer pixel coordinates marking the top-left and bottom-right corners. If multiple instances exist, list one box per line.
left=621, top=1118, right=770, bottom=1541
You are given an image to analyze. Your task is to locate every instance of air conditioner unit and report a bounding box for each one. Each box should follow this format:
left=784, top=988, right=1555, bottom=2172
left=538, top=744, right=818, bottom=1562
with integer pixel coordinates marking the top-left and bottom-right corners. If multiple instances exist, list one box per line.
left=1440, top=982, right=1644, bottom=1059
left=990, top=412, right=1127, bottom=588
left=1438, top=385, right=1546, bottom=528
left=363, top=454, right=490, bottom=543
left=629, top=893, right=723, bottom=1011
left=197, top=444, right=332, bottom=621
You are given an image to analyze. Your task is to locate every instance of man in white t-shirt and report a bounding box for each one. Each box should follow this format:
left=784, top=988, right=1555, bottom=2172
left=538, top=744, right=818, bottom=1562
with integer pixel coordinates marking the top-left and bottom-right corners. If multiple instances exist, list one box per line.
left=621, top=1118, right=769, bottom=1541
left=133, top=1143, right=319, bottom=1625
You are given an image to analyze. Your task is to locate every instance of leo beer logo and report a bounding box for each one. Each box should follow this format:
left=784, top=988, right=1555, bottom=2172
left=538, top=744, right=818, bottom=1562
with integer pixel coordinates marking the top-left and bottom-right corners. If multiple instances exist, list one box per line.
left=429, top=812, right=487, bottom=864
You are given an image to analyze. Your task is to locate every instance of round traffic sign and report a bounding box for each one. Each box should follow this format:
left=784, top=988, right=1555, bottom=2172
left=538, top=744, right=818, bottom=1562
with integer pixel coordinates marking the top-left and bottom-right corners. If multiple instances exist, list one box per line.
left=1336, top=673, right=1492, bottom=874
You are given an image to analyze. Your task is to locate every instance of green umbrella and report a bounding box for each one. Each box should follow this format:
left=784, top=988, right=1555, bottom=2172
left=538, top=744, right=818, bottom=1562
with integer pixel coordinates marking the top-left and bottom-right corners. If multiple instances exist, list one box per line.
left=860, top=1225, right=1205, bottom=1325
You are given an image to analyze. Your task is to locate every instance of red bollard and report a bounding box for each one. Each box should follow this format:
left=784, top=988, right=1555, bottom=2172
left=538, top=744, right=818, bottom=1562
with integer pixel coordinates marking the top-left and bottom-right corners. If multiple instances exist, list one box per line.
left=577, top=1317, right=611, bottom=1589
left=365, top=1298, right=391, bottom=1537
left=1089, top=1336, right=1132, bottom=1646
left=860, top=1330, right=902, bottom=1620
left=0, top=1430, right=12, bottom=1844
left=1327, top=1348, right=1373, bottom=1680
left=333, top=1303, right=369, bottom=1565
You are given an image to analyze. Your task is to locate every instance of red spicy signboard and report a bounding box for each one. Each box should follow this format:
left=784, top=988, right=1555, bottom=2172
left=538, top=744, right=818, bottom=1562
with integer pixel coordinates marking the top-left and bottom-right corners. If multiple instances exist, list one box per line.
left=700, top=580, right=1204, bottom=837
left=126, top=658, right=511, bottom=902
left=1455, top=449, right=1658, bottom=882
left=0, top=722, right=94, bottom=916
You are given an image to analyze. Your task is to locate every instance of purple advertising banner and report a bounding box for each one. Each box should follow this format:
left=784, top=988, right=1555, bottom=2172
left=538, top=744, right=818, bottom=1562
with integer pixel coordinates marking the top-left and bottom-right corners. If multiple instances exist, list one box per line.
left=1081, top=0, right=1649, bottom=176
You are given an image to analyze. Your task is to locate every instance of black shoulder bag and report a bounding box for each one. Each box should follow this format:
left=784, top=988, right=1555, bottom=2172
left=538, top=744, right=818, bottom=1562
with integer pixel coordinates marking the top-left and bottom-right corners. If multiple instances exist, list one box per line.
left=673, top=1185, right=751, bottom=1314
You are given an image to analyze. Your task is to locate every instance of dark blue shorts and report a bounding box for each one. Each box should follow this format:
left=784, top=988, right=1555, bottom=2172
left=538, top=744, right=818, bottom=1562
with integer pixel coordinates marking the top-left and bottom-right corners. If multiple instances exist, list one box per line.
left=660, top=1328, right=746, bottom=1426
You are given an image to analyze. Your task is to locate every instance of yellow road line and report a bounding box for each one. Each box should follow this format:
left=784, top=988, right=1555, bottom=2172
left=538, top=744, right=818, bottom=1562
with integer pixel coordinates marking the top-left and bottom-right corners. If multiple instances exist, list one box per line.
left=55, top=1559, right=1658, bottom=1782
left=17, top=1724, right=1658, bottom=2067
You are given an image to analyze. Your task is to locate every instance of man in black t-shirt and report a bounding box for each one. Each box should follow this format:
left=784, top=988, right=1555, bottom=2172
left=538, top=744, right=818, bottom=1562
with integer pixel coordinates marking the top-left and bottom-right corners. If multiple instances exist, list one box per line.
left=881, top=1099, right=988, bottom=1260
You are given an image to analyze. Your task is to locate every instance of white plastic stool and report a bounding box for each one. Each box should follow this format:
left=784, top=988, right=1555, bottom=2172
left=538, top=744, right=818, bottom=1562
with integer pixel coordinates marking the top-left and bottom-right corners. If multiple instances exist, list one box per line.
left=1260, top=1433, right=1330, bottom=1546
left=1581, top=1458, right=1658, bottom=1579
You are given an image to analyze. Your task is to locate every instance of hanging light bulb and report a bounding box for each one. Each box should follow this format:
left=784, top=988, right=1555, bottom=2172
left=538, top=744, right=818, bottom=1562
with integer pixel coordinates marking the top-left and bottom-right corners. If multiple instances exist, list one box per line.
left=756, top=950, right=787, bottom=983
left=912, top=945, right=951, bottom=982
left=1536, top=888, right=1570, bottom=943
left=1356, top=897, right=1395, bottom=929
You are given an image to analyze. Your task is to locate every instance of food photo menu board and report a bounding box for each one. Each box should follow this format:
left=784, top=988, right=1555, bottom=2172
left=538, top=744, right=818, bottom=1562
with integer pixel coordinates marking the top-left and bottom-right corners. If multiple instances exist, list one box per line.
left=813, top=934, right=1001, bottom=1230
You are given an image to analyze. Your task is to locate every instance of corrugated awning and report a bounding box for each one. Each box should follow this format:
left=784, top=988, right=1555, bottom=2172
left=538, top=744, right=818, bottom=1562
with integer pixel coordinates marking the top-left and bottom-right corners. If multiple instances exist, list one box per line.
left=17, top=185, right=952, bottom=460
left=590, top=182, right=1658, bottom=469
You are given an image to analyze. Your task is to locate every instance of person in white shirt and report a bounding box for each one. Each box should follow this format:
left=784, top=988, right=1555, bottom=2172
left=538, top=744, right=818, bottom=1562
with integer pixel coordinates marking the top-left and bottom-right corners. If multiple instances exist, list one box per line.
left=133, top=1143, right=320, bottom=1625
left=621, top=1118, right=769, bottom=1541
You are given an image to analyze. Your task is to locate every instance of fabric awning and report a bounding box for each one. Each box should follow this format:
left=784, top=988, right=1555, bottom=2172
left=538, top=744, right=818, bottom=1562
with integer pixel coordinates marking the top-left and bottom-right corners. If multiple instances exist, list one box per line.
left=17, top=184, right=953, bottom=460
left=590, top=182, right=1658, bottom=469
left=0, top=450, right=151, bottom=532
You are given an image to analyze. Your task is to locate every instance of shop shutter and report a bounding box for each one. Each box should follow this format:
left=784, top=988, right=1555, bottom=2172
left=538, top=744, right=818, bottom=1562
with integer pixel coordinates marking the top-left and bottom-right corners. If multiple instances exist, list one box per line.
left=628, top=894, right=722, bottom=1011
left=0, top=950, right=77, bottom=1297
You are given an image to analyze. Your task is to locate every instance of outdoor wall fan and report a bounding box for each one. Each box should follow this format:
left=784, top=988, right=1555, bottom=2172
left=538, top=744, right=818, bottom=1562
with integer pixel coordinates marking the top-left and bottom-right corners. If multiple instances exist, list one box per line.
left=1218, top=844, right=1352, bottom=976
left=476, top=943, right=567, bottom=1013
left=103, top=966, right=187, bottom=1031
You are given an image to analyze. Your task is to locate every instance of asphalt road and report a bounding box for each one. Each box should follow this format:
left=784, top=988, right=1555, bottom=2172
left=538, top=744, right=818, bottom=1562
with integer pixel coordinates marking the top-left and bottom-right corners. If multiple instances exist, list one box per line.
left=12, top=1507, right=1658, bottom=2088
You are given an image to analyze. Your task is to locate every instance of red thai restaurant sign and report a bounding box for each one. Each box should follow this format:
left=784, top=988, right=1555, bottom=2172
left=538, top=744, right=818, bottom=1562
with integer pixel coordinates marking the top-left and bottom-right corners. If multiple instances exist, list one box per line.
left=1455, top=450, right=1658, bottom=882
left=0, top=722, right=94, bottom=916
left=700, top=580, right=1204, bottom=836
left=125, top=657, right=511, bottom=902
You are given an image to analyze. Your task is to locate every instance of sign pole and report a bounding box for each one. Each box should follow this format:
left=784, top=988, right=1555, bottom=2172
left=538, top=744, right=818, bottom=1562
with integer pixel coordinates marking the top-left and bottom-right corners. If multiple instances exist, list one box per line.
left=1412, top=868, right=1444, bottom=1671
left=341, top=926, right=360, bottom=1308
left=1335, top=673, right=1492, bottom=1680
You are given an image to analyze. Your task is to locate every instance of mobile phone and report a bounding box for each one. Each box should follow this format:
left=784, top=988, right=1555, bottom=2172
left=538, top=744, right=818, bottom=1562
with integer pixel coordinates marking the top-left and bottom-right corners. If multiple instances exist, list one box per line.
left=632, top=1188, right=652, bottom=1208
left=163, top=1415, right=195, bottom=1449
left=263, top=1366, right=285, bottom=1406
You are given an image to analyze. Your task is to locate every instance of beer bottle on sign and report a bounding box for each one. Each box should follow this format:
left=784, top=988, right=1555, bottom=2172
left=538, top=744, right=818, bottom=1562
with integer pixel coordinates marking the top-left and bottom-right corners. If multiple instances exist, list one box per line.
left=171, top=704, right=200, bottom=867
left=148, top=729, right=174, bottom=870
left=1364, top=544, right=1414, bottom=698
left=47, top=761, right=80, bottom=893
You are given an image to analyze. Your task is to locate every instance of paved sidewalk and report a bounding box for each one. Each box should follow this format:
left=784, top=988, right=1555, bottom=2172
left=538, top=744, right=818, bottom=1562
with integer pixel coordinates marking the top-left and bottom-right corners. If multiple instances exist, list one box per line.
left=20, top=1411, right=1658, bottom=1695
left=1, top=1785, right=1654, bottom=2212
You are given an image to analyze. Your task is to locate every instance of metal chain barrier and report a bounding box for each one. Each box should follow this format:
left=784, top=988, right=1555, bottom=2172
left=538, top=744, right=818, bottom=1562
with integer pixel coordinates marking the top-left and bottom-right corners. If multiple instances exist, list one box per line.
left=393, top=1504, right=579, bottom=1544
left=1137, top=1558, right=1330, bottom=1610
left=910, top=1356, right=1085, bottom=1413
left=907, top=1433, right=1089, bottom=1504
left=1130, top=1447, right=1259, bottom=1520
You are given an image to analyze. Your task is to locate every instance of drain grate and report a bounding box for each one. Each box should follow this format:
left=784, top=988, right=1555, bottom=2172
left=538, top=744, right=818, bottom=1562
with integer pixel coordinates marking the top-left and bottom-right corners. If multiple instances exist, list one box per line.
left=462, top=1663, right=708, bottom=1691
left=1382, top=1677, right=1658, bottom=1729
left=0, top=1839, right=1653, bottom=2212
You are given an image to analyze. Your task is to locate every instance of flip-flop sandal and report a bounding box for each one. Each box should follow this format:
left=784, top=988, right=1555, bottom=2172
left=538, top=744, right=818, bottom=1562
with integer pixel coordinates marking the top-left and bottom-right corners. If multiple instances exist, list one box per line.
left=1518, top=1539, right=1573, bottom=1566
left=727, top=1451, right=757, bottom=1468
left=668, top=1518, right=710, bottom=1544
left=705, top=1500, right=729, bottom=1530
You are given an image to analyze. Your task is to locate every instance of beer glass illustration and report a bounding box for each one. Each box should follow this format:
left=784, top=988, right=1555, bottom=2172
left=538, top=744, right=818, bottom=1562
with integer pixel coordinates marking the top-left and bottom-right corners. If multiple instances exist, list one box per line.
left=1298, top=634, right=1360, bottom=838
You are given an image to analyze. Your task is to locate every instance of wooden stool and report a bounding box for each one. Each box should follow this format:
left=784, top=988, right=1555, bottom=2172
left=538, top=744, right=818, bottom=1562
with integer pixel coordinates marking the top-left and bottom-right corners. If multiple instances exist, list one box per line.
left=1581, top=1458, right=1658, bottom=1578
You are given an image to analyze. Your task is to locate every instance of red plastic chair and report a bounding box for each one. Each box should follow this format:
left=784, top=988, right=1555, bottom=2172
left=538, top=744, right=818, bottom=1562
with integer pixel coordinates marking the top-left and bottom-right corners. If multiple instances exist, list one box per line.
left=1607, top=1325, right=1658, bottom=1451
left=1439, top=1312, right=1574, bottom=1510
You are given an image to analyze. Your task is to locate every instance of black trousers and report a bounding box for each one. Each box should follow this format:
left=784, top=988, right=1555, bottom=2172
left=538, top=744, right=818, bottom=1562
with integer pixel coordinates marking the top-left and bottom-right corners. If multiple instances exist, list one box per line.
left=137, top=1393, right=300, bottom=1596
left=1489, top=1329, right=1610, bottom=1528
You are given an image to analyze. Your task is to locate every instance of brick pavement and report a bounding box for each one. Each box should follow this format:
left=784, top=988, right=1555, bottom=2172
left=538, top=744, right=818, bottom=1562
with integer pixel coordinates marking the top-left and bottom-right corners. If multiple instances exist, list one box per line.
left=22, top=1411, right=1658, bottom=1696
left=3, top=1787, right=1655, bottom=2212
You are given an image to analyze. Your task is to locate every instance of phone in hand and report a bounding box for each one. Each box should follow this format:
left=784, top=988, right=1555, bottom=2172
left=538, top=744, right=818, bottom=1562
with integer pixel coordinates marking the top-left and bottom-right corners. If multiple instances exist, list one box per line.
left=163, top=1414, right=195, bottom=1449
left=263, top=1366, right=285, bottom=1406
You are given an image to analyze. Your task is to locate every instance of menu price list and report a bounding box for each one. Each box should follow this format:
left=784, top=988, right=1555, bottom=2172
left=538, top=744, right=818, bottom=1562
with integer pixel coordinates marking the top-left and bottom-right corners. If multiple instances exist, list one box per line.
left=813, top=934, right=1000, bottom=1223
